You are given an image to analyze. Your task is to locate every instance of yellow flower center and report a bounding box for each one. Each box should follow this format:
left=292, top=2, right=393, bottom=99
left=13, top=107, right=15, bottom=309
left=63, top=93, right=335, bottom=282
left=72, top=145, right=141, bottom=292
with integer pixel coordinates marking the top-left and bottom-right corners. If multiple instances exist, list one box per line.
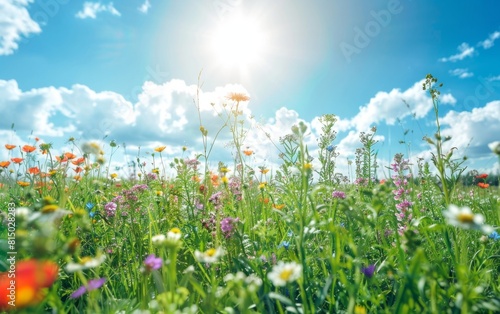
left=457, top=212, right=474, bottom=223
left=41, top=204, right=58, bottom=213
left=206, top=248, right=217, bottom=257
left=279, top=269, right=293, bottom=281
left=170, top=227, right=181, bottom=234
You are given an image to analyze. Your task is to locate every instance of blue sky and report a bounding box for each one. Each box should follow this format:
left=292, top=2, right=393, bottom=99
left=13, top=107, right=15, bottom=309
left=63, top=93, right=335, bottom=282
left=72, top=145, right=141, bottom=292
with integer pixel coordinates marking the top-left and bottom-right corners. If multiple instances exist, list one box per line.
left=1, top=0, right=499, bottom=178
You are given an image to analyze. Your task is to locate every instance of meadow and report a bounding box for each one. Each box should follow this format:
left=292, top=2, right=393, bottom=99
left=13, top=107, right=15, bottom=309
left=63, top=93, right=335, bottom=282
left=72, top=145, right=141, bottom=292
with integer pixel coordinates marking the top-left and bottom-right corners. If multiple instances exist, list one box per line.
left=0, top=74, right=499, bottom=313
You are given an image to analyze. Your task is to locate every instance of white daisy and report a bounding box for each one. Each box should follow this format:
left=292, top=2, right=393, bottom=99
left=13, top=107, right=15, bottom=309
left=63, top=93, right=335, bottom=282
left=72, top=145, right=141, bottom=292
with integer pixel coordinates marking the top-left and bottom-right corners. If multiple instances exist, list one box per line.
left=488, top=141, right=500, bottom=155
left=443, top=205, right=493, bottom=234
left=194, top=247, right=224, bottom=264
left=267, top=261, right=302, bottom=286
left=65, top=254, right=106, bottom=273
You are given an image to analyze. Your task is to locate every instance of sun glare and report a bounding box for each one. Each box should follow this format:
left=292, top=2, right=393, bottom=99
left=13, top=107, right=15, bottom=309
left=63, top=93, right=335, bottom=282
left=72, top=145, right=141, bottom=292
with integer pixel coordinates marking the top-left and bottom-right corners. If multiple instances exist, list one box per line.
left=210, top=16, right=267, bottom=68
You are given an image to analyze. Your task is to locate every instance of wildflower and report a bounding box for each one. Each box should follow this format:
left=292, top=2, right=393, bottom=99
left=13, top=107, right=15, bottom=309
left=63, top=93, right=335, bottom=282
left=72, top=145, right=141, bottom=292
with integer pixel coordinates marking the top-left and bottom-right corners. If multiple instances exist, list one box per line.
left=22, top=145, right=36, bottom=153
left=194, top=247, right=224, bottom=264
left=39, top=143, right=52, bottom=154
left=278, top=241, right=290, bottom=250
left=11, top=157, right=24, bottom=164
left=64, top=152, right=76, bottom=160
left=273, top=203, right=285, bottom=210
left=227, top=92, right=250, bottom=102
left=221, top=217, right=239, bottom=238
left=70, top=278, right=106, bottom=299
left=303, top=163, right=312, bottom=170
left=65, top=255, right=106, bottom=273
left=154, top=146, right=166, bottom=153
left=167, top=227, right=182, bottom=242
left=0, top=161, right=10, bottom=168
left=221, top=176, right=228, bottom=184
left=258, top=182, right=267, bottom=190
left=5, top=144, right=16, bottom=150
left=476, top=173, right=488, bottom=179
left=28, top=167, right=40, bottom=175
left=361, top=264, right=376, bottom=278
left=81, top=142, right=99, bottom=154
left=477, top=182, right=489, bottom=189
left=17, top=181, right=30, bottom=187
left=489, top=231, right=499, bottom=240
left=104, top=202, right=117, bottom=217
left=267, top=261, right=302, bottom=286
left=72, top=157, right=85, bottom=165
left=110, top=173, right=118, bottom=179
left=143, top=254, right=163, bottom=272
left=354, top=305, right=367, bottom=314
left=488, top=141, right=500, bottom=155
left=0, top=259, right=58, bottom=310
left=332, top=190, right=346, bottom=199
left=260, top=168, right=269, bottom=174
left=326, top=145, right=335, bottom=152
left=443, top=205, right=493, bottom=234
left=243, top=149, right=253, bottom=156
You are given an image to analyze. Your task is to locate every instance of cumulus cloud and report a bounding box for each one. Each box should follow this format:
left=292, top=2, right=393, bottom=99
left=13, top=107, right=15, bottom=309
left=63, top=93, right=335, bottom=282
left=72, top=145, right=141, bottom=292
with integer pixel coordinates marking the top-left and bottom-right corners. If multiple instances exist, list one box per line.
left=0, top=0, right=41, bottom=55
left=76, top=2, right=121, bottom=19
left=449, top=68, right=474, bottom=79
left=439, top=43, right=475, bottom=62
left=439, top=101, right=500, bottom=158
left=138, top=0, right=151, bottom=14
left=344, top=80, right=455, bottom=132
left=478, top=31, right=500, bottom=49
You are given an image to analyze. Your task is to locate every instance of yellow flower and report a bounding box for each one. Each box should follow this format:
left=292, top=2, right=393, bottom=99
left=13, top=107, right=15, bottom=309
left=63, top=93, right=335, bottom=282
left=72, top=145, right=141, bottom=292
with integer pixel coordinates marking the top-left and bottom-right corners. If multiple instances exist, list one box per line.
left=354, top=305, right=367, bottom=314
left=221, top=176, right=228, bottom=184
left=110, top=173, right=118, bottom=179
left=155, top=146, right=166, bottom=153
left=303, top=163, right=312, bottom=170
left=258, top=182, right=267, bottom=190
left=227, top=92, right=250, bottom=102
left=152, top=168, right=159, bottom=174
left=260, top=168, right=270, bottom=174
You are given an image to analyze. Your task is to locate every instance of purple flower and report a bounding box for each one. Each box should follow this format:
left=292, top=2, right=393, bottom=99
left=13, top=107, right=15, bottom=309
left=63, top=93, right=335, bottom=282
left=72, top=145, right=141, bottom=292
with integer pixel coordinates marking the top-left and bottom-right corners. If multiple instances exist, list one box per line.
left=70, top=278, right=106, bottom=299
left=332, top=190, right=346, bottom=199
left=221, top=217, right=239, bottom=238
left=104, top=202, right=117, bottom=217
left=361, top=264, right=376, bottom=278
left=144, top=254, right=162, bottom=271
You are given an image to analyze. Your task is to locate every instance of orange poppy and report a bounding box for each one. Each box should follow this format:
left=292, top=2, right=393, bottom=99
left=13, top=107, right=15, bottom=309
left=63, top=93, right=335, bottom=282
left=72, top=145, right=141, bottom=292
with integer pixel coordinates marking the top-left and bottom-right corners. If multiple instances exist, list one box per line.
left=17, top=181, right=30, bottom=187
left=0, top=161, right=10, bottom=168
left=74, top=167, right=83, bottom=174
left=0, top=259, right=58, bottom=310
left=476, top=174, right=488, bottom=179
left=243, top=150, right=253, bottom=156
left=5, top=144, right=16, bottom=150
left=22, top=145, right=36, bottom=153
left=71, top=157, right=85, bottom=165
left=477, top=182, right=489, bottom=189
left=11, top=157, right=24, bottom=164
left=55, top=155, right=68, bottom=163
left=64, top=152, right=76, bottom=160
left=28, top=167, right=40, bottom=175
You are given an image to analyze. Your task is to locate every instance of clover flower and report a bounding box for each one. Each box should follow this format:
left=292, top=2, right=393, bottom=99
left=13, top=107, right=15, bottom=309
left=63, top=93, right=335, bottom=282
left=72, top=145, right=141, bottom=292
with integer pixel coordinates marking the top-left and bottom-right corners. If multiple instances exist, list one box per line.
left=143, top=254, right=162, bottom=272
left=332, top=190, right=346, bottom=199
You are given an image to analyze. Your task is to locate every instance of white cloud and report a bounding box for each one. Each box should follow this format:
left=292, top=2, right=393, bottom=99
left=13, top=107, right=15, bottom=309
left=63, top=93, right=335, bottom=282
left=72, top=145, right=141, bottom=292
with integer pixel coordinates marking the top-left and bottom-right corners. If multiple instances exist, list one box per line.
left=439, top=43, right=475, bottom=62
left=0, top=0, right=41, bottom=55
left=345, top=80, right=455, bottom=132
left=449, top=68, right=473, bottom=79
left=488, top=75, right=500, bottom=82
left=138, top=0, right=151, bottom=14
left=478, top=31, right=500, bottom=49
left=76, top=2, right=121, bottom=19
left=440, top=100, right=500, bottom=158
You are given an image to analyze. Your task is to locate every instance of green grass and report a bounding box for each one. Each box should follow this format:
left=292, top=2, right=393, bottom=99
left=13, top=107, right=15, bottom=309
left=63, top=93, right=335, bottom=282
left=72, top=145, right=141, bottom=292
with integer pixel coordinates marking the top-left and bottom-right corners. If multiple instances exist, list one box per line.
left=0, top=75, right=499, bottom=314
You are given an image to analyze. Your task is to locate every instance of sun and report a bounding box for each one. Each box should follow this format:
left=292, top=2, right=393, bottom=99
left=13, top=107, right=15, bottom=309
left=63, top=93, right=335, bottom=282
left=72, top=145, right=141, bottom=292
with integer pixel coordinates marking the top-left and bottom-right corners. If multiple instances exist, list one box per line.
left=209, top=16, right=267, bottom=68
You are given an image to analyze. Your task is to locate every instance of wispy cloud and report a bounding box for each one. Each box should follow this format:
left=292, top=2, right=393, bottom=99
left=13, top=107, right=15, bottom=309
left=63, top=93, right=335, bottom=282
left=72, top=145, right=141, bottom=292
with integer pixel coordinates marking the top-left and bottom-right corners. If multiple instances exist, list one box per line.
left=439, top=43, right=475, bottom=62
left=488, top=75, right=500, bottom=82
left=138, top=0, right=151, bottom=14
left=76, top=2, right=121, bottom=19
left=478, top=31, right=500, bottom=49
left=449, top=68, right=474, bottom=79
left=0, top=0, right=41, bottom=55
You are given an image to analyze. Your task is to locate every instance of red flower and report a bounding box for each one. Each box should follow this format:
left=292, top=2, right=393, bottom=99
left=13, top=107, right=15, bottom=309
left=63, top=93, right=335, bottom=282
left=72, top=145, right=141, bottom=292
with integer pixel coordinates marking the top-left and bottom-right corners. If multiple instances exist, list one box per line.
left=11, top=157, right=24, bottom=164
left=477, top=182, right=489, bottom=189
left=28, top=167, right=40, bottom=175
left=22, top=145, right=36, bottom=153
left=0, top=259, right=58, bottom=310
left=476, top=173, right=488, bottom=179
